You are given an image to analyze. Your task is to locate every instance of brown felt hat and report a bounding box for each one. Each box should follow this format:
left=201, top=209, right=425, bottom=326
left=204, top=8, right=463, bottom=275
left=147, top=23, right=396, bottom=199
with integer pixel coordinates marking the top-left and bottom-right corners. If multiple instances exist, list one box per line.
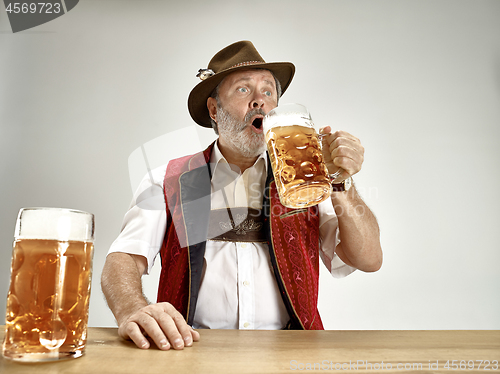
left=188, top=40, right=295, bottom=127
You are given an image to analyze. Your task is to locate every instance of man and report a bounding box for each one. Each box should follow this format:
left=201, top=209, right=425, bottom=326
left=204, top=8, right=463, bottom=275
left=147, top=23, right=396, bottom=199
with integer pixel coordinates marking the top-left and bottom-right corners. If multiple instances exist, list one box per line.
left=101, top=41, right=382, bottom=351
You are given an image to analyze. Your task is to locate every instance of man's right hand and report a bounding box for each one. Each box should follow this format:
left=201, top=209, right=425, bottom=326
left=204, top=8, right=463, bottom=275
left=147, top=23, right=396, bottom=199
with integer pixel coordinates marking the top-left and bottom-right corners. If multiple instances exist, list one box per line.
left=118, top=302, right=200, bottom=350
left=101, top=252, right=200, bottom=350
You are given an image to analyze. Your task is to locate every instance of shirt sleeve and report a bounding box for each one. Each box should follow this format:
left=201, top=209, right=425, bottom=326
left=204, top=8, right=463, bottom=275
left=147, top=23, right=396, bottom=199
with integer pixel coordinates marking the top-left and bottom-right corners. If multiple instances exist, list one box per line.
left=107, top=165, right=168, bottom=275
left=318, top=199, right=357, bottom=278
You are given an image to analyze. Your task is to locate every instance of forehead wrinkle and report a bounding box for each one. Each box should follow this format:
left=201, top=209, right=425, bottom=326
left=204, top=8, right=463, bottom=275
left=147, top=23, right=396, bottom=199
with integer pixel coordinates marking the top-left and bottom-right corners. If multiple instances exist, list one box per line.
left=228, top=70, right=276, bottom=86
left=263, top=79, right=276, bottom=88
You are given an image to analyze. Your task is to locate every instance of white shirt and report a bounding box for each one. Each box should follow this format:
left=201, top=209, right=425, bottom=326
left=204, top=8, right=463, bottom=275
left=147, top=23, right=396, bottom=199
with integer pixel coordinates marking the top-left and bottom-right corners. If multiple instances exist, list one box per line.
left=108, top=143, right=355, bottom=329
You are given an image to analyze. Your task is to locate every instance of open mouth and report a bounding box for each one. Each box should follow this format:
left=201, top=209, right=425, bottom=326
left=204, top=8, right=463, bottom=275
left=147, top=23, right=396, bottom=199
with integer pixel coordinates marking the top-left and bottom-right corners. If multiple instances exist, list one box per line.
left=251, top=117, right=263, bottom=129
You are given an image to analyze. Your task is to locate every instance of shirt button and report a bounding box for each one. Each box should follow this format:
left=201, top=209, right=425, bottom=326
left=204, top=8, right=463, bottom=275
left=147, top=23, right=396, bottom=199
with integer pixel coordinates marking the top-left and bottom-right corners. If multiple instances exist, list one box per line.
left=241, top=243, right=247, bottom=248
left=243, top=280, right=250, bottom=286
left=243, top=322, right=250, bottom=328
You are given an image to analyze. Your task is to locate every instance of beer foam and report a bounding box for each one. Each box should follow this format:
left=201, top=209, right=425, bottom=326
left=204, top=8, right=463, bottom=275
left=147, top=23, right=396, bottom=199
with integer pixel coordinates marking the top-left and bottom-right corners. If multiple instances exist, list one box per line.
left=263, top=112, right=314, bottom=134
left=15, top=208, right=94, bottom=242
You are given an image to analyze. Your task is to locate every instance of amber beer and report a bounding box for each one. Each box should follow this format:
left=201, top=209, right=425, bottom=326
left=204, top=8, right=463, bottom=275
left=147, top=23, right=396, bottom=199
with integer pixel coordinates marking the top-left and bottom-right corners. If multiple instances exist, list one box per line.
left=264, top=104, right=332, bottom=208
left=2, top=208, right=94, bottom=362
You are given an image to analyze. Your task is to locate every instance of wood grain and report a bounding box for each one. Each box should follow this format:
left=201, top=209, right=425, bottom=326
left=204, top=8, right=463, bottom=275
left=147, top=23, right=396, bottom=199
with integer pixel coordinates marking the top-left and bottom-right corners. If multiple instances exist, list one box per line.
left=1, top=327, right=499, bottom=373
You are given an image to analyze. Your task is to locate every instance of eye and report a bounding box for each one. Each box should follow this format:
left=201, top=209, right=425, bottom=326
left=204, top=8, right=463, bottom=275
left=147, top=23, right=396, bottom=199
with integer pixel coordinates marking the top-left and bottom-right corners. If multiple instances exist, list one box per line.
left=264, top=91, right=272, bottom=97
left=238, top=87, right=248, bottom=93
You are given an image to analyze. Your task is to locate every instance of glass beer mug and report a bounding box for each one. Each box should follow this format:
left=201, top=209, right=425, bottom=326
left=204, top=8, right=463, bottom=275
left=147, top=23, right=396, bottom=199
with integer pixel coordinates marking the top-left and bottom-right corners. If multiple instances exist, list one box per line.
left=264, top=104, right=340, bottom=209
left=2, top=208, right=95, bottom=362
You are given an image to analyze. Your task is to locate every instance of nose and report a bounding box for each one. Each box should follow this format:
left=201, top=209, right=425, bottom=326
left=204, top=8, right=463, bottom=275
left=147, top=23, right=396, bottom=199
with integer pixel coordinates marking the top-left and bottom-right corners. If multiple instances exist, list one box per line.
left=250, top=92, right=265, bottom=109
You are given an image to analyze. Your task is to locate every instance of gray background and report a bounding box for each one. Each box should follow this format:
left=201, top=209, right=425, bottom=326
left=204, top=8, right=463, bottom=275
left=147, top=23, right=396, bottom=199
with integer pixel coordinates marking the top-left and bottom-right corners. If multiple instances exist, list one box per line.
left=1, top=0, right=499, bottom=329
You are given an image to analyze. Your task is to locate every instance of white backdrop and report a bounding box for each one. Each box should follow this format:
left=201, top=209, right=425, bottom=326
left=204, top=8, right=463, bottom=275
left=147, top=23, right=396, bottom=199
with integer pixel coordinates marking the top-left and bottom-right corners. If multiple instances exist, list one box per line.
left=1, top=0, right=499, bottom=330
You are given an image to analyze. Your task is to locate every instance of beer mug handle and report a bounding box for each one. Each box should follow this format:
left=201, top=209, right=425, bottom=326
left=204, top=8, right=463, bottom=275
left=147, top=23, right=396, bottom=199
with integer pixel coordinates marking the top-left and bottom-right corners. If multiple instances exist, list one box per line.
left=318, top=133, right=344, bottom=183
left=327, top=168, right=343, bottom=182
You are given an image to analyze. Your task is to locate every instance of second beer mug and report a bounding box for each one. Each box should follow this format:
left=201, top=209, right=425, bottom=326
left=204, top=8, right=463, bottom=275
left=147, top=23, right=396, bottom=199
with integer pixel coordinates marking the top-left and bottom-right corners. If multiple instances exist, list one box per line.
left=2, top=208, right=95, bottom=362
left=264, top=104, right=332, bottom=209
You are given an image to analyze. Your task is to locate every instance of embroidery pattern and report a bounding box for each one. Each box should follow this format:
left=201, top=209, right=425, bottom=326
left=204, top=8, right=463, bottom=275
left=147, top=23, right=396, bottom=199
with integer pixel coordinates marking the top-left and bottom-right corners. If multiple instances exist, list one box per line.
left=219, top=214, right=263, bottom=235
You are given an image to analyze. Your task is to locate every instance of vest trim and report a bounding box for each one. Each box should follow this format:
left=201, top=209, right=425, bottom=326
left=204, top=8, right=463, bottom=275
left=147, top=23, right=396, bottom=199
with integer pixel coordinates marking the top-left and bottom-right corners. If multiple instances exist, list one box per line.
left=178, top=169, right=192, bottom=323
left=267, top=180, right=304, bottom=330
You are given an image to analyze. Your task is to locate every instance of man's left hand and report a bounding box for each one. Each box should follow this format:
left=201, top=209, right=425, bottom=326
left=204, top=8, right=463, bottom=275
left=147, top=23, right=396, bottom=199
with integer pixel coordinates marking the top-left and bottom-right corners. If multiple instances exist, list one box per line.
left=320, top=126, right=364, bottom=183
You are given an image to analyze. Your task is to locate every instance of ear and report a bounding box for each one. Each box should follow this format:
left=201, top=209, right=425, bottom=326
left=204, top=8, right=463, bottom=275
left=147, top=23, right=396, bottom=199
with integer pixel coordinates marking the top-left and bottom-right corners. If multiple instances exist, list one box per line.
left=207, top=97, right=218, bottom=122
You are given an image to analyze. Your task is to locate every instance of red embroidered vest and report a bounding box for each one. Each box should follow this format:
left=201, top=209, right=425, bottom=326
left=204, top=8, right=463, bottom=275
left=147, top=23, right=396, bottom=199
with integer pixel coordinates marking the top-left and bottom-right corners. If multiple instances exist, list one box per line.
left=157, top=143, right=324, bottom=330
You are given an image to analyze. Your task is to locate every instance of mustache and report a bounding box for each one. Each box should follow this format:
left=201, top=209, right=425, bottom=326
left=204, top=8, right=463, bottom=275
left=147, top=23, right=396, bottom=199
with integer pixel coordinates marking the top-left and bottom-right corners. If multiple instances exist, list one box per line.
left=244, top=108, right=266, bottom=123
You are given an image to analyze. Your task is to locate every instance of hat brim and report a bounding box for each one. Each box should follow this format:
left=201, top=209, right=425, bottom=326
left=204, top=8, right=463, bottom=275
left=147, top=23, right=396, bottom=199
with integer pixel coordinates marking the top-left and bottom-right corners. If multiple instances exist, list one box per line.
left=188, top=62, right=295, bottom=128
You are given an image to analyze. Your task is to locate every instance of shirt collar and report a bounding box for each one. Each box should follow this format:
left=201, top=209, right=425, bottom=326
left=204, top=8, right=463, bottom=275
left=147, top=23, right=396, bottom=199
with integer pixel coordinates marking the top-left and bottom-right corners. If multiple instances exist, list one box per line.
left=209, top=140, right=268, bottom=180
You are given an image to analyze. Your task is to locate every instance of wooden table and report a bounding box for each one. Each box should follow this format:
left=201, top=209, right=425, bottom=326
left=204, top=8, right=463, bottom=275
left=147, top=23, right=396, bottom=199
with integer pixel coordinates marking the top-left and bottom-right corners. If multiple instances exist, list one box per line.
left=1, top=327, right=499, bottom=373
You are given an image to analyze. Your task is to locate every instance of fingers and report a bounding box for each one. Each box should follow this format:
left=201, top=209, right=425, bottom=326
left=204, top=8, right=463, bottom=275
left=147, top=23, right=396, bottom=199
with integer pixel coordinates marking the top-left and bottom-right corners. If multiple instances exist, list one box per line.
left=329, top=134, right=364, bottom=176
left=117, top=302, right=199, bottom=351
left=319, top=129, right=364, bottom=177
left=190, top=327, right=201, bottom=342
left=319, top=125, right=332, bottom=135
left=118, top=318, right=151, bottom=349
left=154, top=303, right=193, bottom=349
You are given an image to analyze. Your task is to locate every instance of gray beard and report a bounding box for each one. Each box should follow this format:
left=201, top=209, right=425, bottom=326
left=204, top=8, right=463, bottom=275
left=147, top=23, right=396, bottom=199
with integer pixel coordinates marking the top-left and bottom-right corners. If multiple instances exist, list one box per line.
left=216, top=105, right=267, bottom=158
